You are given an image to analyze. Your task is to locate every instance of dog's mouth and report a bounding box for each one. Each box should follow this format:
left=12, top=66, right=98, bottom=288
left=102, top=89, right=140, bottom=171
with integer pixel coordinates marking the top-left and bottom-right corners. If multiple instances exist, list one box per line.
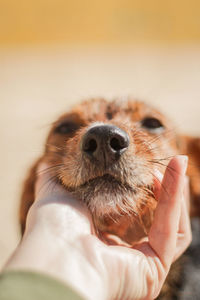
left=68, top=173, right=135, bottom=193
left=65, top=169, right=155, bottom=216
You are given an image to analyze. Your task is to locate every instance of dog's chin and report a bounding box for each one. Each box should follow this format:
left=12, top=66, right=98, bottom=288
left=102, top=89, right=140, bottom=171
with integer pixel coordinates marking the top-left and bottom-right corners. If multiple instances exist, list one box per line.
left=68, top=174, right=148, bottom=217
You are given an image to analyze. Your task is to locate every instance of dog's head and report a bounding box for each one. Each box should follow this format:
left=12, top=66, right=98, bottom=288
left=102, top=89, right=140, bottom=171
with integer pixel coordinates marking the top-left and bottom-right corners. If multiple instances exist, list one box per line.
left=20, top=98, right=200, bottom=243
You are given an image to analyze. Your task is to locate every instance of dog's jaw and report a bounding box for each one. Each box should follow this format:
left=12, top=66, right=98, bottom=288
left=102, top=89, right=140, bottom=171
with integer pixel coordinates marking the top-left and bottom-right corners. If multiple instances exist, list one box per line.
left=70, top=177, right=157, bottom=244
left=60, top=155, right=158, bottom=244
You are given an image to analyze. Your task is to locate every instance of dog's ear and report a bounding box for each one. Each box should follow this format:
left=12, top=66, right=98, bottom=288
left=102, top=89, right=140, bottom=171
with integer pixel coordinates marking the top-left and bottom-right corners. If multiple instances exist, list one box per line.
left=178, top=135, right=200, bottom=216
left=19, top=158, right=42, bottom=235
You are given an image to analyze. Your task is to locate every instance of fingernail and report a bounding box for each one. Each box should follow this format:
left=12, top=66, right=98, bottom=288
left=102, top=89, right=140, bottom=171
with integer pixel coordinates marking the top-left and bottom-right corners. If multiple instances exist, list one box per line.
left=154, top=169, right=163, bottom=182
left=179, top=155, right=188, bottom=174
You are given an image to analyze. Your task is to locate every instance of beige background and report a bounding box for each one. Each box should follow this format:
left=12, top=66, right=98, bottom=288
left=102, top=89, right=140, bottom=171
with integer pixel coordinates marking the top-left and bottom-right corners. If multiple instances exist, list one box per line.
left=1, top=45, right=200, bottom=268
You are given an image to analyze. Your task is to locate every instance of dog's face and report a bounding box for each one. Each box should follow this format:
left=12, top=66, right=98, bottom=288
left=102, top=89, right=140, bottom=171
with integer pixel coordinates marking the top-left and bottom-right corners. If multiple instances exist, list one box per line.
left=20, top=98, right=200, bottom=243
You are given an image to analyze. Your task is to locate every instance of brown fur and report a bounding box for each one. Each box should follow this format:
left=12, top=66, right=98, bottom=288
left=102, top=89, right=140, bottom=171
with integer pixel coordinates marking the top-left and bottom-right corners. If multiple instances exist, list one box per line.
left=19, top=98, right=200, bottom=298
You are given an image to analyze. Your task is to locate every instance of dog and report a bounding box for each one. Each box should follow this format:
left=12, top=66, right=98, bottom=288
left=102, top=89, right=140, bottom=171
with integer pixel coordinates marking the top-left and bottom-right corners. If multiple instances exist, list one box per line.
left=19, top=98, right=200, bottom=299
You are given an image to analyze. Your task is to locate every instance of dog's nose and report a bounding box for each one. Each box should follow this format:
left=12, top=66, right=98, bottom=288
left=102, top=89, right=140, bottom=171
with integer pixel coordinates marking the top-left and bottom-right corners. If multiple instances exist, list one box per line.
left=81, top=124, right=129, bottom=162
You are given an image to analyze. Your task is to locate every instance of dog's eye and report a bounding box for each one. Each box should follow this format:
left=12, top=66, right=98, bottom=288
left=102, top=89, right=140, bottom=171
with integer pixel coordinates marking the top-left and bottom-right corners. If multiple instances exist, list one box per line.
left=141, top=117, right=164, bottom=130
left=55, top=122, right=80, bottom=134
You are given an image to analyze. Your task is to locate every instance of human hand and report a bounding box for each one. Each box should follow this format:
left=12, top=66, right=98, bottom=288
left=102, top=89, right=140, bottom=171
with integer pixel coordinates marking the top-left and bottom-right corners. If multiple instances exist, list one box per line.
left=5, top=156, right=191, bottom=300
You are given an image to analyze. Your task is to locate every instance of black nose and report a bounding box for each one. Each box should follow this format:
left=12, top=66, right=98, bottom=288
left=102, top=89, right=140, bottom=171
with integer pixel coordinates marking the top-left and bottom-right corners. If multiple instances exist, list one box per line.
left=81, top=124, right=129, bottom=162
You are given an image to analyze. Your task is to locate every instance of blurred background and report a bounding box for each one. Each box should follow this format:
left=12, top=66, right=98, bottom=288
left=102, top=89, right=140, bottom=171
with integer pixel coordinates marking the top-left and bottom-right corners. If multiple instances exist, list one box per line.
left=0, top=0, right=200, bottom=268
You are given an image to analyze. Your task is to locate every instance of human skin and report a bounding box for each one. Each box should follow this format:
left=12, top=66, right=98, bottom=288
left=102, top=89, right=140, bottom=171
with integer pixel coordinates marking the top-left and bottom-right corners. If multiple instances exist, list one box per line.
left=5, top=155, right=191, bottom=300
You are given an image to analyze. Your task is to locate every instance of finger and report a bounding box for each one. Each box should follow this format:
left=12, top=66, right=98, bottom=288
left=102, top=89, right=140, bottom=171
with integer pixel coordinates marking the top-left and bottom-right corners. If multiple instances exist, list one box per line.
left=32, top=162, right=94, bottom=235
left=35, top=162, right=65, bottom=199
left=177, top=177, right=191, bottom=236
left=184, top=176, right=190, bottom=212
left=101, top=232, right=131, bottom=246
left=36, top=163, right=83, bottom=209
left=148, top=155, right=188, bottom=269
left=153, top=169, right=163, bottom=200
left=153, top=173, right=192, bottom=261
left=173, top=178, right=192, bottom=261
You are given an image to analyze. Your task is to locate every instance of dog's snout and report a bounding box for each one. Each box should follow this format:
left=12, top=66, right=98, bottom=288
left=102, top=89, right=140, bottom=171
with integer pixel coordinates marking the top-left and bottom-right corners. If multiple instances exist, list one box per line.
left=81, top=124, right=129, bottom=162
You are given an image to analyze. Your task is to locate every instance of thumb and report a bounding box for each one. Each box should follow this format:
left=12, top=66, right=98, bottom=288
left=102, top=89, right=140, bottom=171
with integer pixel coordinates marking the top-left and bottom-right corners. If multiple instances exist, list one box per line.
left=28, top=162, right=94, bottom=237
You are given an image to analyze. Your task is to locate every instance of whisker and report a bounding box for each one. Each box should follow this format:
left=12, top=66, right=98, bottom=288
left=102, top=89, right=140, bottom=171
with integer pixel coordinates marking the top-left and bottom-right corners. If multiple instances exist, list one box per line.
left=38, top=173, right=60, bottom=196
left=45, top=143, right=66, bottom=151
left=37, top=164, right=64, bottom=176
left=149, top=155, right=176, bottom=162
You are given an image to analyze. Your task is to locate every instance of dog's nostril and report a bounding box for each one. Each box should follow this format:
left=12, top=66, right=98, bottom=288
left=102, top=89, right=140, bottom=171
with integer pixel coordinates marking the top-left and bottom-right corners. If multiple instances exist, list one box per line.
left=84, top=138, right=97, bottom=153
left=110, top=137, right=124, bottom=151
